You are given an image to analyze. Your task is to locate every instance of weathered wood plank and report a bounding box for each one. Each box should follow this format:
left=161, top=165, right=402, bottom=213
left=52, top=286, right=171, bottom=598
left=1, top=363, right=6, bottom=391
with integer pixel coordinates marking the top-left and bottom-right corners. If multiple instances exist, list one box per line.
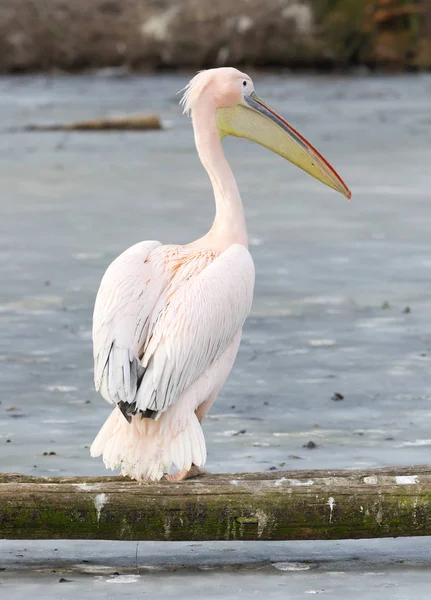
left=1, top=466, right=430, bottom=541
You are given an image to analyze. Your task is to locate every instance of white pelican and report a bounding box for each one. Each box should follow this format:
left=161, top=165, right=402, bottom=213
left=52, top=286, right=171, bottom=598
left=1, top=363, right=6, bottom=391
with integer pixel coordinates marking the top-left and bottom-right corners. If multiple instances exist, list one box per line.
left=90, top=67, right=351, bottom=481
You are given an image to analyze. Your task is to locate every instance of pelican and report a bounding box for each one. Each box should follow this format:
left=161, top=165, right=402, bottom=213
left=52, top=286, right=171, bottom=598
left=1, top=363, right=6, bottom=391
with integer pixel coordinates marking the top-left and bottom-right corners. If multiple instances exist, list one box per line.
left=90, top=67, right=351, bottom=481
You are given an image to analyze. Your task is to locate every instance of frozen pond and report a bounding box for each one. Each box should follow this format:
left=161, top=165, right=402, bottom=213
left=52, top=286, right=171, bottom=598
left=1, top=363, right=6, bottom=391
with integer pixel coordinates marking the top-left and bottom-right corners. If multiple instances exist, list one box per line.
left=0, top=72, right=431, bottom=597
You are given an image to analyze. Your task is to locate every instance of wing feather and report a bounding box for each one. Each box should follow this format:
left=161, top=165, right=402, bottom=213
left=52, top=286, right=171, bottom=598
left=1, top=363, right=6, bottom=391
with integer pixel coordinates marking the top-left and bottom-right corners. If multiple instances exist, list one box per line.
left=135, top=244, right=255, bottom=414
left=93, top=240, right=164, bottom=404
left=93, top=242, right=254, bottom=418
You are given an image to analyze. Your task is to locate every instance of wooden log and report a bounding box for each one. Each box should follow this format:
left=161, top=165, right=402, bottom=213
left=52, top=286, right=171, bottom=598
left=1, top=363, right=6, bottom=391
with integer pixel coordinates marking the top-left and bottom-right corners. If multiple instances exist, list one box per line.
left=1, top=466, right=430, bottom=541
left=21, top=114, right=162, bottom=132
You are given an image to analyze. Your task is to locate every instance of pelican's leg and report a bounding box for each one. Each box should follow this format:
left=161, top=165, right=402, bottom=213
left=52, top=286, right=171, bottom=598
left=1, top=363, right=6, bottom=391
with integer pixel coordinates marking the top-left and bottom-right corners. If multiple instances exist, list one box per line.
left=195, top=393, right=217, bottom=423
left=164, top=464, right=207, bottom=482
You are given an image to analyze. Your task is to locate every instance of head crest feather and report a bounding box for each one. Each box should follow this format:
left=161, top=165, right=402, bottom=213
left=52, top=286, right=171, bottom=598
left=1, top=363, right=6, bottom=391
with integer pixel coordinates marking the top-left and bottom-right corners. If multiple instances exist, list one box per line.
left=179, top=70, right=213, bottom=115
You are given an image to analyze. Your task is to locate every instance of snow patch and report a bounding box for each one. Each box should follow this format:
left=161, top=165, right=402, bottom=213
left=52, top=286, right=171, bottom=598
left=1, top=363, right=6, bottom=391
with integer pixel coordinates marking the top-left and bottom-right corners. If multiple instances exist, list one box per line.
left=94, top=493, right=108, bottom=524
left=74, top=483, right=102, bottom=492
left=363, top=475, right=378, bottom=485
left=398, top=439, right=431, bottom=447
left=77, top=565, right=114, bottom=573
left=272, top=562, right=310, bottom=571
left=255, top=509, right=269, bottom=538
left=327, top=497, right=335, bottom=523
left=395, top=475, right=418, bottom=485
left=44, top=385, right=77, bottom=393
left=107, top=575, right=140, bottom=584
left=274, top=477, right=314, bottom=487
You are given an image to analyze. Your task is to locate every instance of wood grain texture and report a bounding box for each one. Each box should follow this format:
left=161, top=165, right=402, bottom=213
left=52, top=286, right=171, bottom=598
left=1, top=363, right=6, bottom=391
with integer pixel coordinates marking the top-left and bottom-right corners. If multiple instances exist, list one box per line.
left=1, top=466, right=430, bottom=541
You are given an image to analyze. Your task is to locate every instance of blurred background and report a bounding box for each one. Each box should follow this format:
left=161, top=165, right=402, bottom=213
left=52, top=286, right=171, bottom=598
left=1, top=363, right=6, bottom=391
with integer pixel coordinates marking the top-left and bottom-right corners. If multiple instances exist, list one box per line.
left=0, top=0, right=430, bottom=72
left=1, top=1, right=431, bottom=599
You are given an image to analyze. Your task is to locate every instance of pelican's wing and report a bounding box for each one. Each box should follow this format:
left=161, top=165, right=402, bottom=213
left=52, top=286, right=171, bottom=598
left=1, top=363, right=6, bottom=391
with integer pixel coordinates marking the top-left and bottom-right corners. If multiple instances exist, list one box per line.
left=93, top=240, right=165, bottom=405
left=135, top=243, right=255, bottom=414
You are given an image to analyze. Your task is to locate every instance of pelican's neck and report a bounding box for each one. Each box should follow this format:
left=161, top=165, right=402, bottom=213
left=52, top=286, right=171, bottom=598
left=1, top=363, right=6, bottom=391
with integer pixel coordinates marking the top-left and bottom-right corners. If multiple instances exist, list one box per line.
left=191, top=103, right=248, bottom=249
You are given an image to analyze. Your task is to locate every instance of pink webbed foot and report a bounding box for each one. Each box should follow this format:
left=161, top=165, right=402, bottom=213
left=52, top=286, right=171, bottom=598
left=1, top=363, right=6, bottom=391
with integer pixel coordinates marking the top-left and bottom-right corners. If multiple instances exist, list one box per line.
left=163, top=465, right=208, bottom=482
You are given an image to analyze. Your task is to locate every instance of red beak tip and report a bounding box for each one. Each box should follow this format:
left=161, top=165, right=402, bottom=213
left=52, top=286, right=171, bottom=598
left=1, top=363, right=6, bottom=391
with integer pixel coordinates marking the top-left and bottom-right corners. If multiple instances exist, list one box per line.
left=346, top=189, right=352, bottom=201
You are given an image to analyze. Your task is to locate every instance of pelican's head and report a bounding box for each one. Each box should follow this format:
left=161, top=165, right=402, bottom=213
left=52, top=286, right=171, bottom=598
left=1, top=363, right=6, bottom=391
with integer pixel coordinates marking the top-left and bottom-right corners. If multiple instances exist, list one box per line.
left=181, top=67, right=351, bottom=199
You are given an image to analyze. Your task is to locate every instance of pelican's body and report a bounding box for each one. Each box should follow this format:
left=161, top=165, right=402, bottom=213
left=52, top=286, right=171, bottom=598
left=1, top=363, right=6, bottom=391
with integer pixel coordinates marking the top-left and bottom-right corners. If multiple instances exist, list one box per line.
left=91, top=68, right=350, bottom=481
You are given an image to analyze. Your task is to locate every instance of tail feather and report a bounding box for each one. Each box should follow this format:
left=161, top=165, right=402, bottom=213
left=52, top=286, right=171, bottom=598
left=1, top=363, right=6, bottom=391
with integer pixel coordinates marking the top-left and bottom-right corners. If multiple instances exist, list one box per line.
left=90, top=405, right=206, bottom=481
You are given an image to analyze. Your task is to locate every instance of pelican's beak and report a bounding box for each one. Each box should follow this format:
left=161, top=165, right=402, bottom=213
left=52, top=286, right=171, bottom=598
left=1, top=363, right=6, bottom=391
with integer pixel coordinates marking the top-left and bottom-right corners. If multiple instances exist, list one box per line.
left=216, top=92, right=351, bottom=199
